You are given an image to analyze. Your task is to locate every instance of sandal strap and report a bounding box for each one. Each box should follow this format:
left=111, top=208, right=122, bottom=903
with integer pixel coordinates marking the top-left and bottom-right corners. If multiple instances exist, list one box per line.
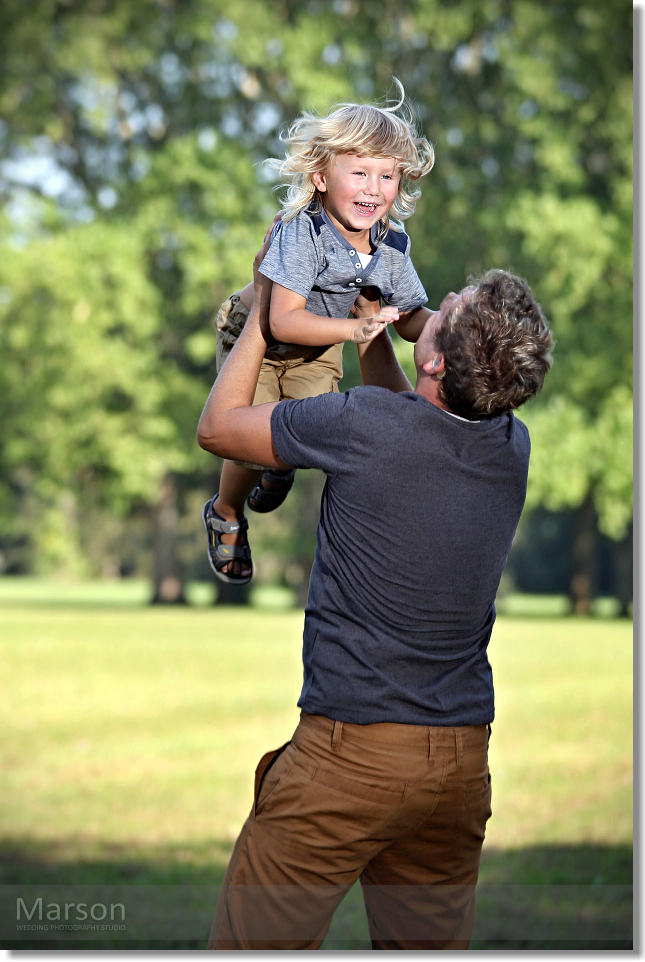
left=207, top=504, right=249, bottom=535
left=248, top=484, right=280, bottom=504
left=264, top=468, right=297, bottom=482
left=214, top=543, right=252, bottom=569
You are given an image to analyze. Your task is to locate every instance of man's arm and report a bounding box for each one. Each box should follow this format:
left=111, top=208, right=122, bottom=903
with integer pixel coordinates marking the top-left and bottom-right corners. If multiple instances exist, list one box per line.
left=196, top=229, right=289, bottom=468
left=353, top=287, right=413, bottom=392
left=392, top=306, right=432, bottom=342
left=357, top=329, right=413, bottom=393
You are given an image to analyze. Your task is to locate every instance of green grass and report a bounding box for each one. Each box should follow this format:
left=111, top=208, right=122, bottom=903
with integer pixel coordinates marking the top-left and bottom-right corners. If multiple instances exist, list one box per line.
left=0, top=576, right=295, bottom=610
left=0, top=583, right=632, bottom=948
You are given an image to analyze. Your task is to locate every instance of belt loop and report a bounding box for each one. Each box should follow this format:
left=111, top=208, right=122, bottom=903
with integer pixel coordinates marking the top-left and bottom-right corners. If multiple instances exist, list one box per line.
left=427, top=728, right=436, bottom=766
left=455, top=729, right=464, bottom=768
left=331, top=720, right=343, bottom=753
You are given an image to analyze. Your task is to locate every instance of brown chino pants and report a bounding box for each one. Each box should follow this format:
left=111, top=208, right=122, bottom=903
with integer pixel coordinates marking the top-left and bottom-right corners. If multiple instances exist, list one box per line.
left=208, top=712, right=492, bottom=950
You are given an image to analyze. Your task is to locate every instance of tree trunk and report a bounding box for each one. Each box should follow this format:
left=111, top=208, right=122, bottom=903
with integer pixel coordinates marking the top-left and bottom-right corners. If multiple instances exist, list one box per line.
left=151, top=474, right=187, bottom=604
left=612, top=524, right=633, bottom=618
left=214, top=579, right=251, bottom=606
left=568, top=493, right=598, bottom=616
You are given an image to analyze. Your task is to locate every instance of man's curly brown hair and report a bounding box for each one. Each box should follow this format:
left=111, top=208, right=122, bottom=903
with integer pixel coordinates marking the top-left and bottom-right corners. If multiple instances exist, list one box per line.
left=434, top=269, right=553, bottom=420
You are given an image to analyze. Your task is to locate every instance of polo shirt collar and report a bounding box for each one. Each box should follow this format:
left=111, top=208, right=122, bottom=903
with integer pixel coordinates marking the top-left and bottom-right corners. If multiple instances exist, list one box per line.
left=318, top=207, right=381, bottom=256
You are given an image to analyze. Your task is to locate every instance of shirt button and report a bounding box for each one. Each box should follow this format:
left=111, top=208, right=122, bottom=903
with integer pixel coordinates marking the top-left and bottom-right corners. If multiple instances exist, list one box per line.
left=349, top=249, right=355, bottom=255
left=356, top=278, right=362, bottom=282
left=349, top=282, right=355, bottom=286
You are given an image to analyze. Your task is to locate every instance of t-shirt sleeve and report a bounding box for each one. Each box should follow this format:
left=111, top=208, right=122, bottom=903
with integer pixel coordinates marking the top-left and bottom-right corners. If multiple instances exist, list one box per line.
left=259, top=214, right=319, bottom=300
left=382, top=238, right=428, bottom=313
left=270, top=390, right=356, bottom=475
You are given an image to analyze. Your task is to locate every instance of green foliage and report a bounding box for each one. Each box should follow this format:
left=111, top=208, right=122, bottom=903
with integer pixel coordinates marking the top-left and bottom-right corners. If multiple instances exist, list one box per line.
left=0, top=0, right=633, bottom=576
left=525, top=387, right=633, bottom=540
left=0, top=131, right=275, bottom=572
left=0, top=222, right=178, bottom=572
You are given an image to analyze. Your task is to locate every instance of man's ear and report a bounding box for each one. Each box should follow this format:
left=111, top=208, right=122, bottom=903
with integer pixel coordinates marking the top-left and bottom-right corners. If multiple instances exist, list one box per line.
left=423, top=354, right=445, bottom=377
left=312, top=170, right=327, bottom=193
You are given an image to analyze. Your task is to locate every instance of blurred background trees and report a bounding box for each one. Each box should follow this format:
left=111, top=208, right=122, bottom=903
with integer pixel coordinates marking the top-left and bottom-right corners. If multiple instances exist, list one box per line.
left=0, top=0, right=632, bottom=612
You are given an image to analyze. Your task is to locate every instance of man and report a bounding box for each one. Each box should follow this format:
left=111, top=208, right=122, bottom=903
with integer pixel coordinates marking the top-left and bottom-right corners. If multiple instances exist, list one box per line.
left=197, top=225, right=553, bottom=950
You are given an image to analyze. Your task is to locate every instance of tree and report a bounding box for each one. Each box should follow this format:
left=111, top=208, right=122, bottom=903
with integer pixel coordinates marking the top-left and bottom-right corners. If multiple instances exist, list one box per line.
left=0, top=0, right=632, bottom=610
left=0, top=130, right=274, bottom=594
left=0, top=216, right=187, bottom=572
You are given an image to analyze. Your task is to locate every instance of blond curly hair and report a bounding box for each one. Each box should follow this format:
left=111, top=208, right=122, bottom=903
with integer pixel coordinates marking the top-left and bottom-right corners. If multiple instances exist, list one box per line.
left=265, top=79, right=434, bottom=242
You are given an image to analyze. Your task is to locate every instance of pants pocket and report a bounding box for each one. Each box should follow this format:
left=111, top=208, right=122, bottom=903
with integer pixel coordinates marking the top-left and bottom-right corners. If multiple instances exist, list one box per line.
left=464, top=771, right=492, bottom=843
left=312, top=766, right=405, bottom=806
left=252, top=742, right=294, bottom=818
left=465, top=770, right=492, bottom=811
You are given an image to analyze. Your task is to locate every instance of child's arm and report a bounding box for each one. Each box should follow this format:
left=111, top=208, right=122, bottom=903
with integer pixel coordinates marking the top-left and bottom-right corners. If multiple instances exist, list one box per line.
left=392, top=307, right=432, bottom=343
left=269, top=282, right=397, bottom=345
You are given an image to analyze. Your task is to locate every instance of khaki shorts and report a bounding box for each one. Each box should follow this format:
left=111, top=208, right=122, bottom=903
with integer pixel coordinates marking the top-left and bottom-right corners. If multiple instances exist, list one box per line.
left=215, top=294, right=344, bottom=470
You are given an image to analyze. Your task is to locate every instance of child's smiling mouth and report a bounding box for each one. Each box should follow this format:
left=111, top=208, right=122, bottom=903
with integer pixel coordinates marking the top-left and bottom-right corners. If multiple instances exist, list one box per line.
left=353, top=201, right=379, bottom=216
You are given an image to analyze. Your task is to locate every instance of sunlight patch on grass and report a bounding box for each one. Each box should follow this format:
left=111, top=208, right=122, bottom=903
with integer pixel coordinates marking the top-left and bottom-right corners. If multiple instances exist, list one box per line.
left=1, top=604, right=632, bottom=866
left=486, top=617, right=632, bottom=847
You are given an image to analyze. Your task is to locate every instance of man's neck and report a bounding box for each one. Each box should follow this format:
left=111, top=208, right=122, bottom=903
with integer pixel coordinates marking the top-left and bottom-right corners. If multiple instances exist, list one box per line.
left=413, top=374, right=451, bottom=413
left=414, top=377, right=480, bottom=422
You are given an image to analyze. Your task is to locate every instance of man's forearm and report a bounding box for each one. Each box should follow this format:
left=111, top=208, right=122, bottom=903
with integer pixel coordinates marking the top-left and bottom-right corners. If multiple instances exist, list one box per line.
left=197, top=278, right=270, bottom=447
left=196, top=215, right=290, bottom=468
left=357, top=328, right=413, bottom=393
left=392, top=307, right=431, bottom=342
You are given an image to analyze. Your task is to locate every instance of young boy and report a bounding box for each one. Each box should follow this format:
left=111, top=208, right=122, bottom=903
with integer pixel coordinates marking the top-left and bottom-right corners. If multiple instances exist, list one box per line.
left=203, top=82, right=434, bottom=584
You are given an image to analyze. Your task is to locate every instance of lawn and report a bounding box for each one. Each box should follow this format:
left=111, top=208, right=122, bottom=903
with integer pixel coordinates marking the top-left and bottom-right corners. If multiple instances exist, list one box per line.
left=0, top=583, right=632, bottom=949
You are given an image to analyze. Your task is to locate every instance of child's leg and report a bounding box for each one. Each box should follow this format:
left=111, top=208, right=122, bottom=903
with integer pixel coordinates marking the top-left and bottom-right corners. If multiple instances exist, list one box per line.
left=246, top=347, right=343, bottom=513
left=218, top=461, right=263, bottom=516
left=207, top=293, right=276, bottom=580
left=215, top=460, right=263, bottom=578
left=279, top=344, right=343, bottom=400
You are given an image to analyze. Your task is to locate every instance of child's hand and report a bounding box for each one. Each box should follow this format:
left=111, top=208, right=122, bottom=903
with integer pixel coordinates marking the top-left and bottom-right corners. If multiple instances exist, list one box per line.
left=349, top=306, right=399, bottom=343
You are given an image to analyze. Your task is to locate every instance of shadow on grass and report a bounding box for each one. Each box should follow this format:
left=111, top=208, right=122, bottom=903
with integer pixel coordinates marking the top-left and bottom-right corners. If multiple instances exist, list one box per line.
left=0, top=840, right=632, bottom=950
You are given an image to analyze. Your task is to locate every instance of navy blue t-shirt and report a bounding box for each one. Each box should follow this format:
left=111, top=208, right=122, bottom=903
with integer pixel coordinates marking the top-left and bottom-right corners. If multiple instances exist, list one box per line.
left=270, top=387, right=530, bottom=726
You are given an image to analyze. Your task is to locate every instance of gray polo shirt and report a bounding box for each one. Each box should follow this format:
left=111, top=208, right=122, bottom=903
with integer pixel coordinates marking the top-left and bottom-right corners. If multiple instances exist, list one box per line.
left=259, top=207, right=427, bottom=358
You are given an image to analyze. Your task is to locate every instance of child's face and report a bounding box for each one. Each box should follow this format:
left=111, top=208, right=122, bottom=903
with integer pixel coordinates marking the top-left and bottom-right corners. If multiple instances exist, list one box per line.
left=312, top=154, right=401, bottom=235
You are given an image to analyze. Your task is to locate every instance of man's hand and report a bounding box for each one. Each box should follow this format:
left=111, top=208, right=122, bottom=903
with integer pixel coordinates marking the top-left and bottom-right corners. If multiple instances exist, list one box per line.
left=248, top=212, right=282, bottom=340
left=351, top=285, right=382, bottom=319
left=252, top=212, right=283, bottom=289
left=348, top=306, right=399, bottom=343
left=350, top=285, right=411, bottom=392
left=350, top=286, right=399, bottom=341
